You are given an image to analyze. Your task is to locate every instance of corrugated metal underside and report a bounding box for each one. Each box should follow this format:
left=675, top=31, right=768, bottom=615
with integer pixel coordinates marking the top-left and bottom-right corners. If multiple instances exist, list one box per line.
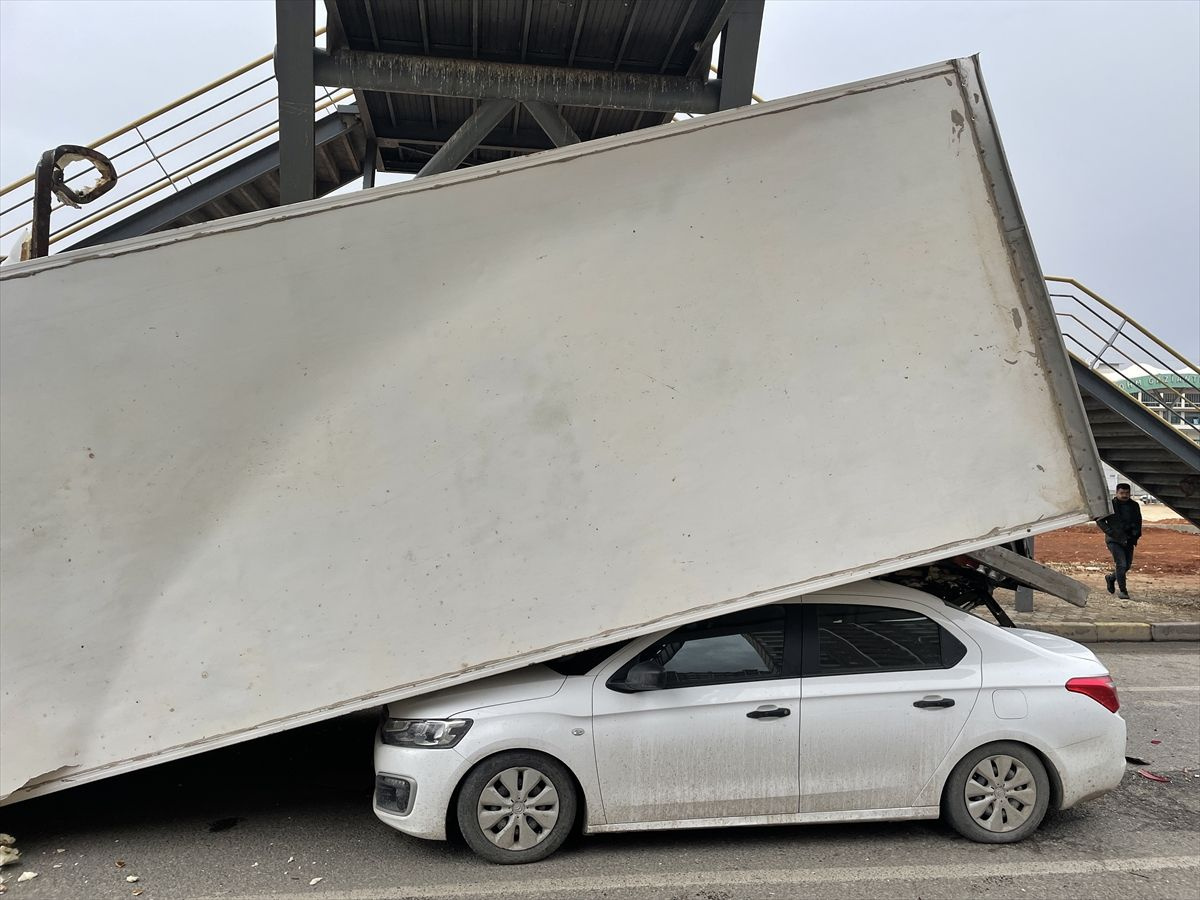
left=335, top=0, right=726, bottom=172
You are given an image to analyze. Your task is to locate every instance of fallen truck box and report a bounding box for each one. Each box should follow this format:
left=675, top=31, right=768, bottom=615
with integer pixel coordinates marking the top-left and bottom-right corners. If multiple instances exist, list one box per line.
left=0, top=56, right=1108, bottom=803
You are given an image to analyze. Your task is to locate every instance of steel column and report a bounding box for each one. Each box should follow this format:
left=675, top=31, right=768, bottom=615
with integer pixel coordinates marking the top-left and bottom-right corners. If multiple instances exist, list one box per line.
left=313, top=49, right=721, bottom=114
left=522, top=101, right=581, bottom=147
left=416, top=99, right=516, bottom=178
left=275, top=0, right=316, bottom=204
left=362, top=137, right=378, bottom=188
left=1015, top=536, right=1035, bottom=613
left=717, top=0, right=764, bottom=111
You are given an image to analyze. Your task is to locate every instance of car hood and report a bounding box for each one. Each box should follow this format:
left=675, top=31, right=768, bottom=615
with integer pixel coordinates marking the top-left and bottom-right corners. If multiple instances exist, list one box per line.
left=386, top=664, right=567, bottom=719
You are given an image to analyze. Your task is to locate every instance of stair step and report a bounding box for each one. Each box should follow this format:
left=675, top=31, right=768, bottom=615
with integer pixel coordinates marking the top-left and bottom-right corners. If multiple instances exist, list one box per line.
left=1095, top=438, right=1187, bottom=450
left=1101, top=452, right=1190, bottom=465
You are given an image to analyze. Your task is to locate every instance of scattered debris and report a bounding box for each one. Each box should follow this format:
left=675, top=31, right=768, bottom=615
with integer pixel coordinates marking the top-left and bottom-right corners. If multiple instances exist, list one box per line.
left=55, top=849, right=66, bottom=854
left=126, top=875, right=140, bottom=883
left=16, top=872, right=37, bottom=883
left=133, top=891, right=145, bottom=897
left=251, top=862, right=259, bottom=868
left=1125, top=756, right=1150, bottom=766
left=288, top=856, right=295, bottom=863
left=116, top=859, right=127, bottom=868
left=1136, top=769, right=1171, bottom=783
left=0, top=837, right=17, bottom=870
left=309, top=877, right=323, bottom=886
left=1150, top=739, right=1162, bottom=745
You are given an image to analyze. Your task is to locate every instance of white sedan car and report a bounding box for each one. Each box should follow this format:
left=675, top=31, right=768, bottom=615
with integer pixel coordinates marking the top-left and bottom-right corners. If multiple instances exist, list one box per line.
left=373, top=581, right=1125, bottom=863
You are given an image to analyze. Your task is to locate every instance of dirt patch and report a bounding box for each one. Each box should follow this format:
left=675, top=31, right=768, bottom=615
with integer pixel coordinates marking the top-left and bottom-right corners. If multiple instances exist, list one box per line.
left=1034, top=523, right=1200, bottom=577
left=992, top=520, right=1200, bottom=625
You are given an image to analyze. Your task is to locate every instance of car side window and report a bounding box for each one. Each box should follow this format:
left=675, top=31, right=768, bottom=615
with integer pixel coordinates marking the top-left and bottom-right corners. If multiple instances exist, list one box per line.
left=609, top=606, right=789, bottom=690
left=805, top=604, right=966, bottom=676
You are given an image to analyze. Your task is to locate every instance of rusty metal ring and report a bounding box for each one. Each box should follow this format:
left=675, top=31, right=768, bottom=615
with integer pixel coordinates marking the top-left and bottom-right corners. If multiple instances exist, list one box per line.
left=48, top=145, right=118, bottom=208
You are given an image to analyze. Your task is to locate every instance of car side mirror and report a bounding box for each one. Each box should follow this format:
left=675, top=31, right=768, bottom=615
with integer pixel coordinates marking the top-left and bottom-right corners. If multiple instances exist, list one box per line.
left=615, top=660, right=665, bottom=692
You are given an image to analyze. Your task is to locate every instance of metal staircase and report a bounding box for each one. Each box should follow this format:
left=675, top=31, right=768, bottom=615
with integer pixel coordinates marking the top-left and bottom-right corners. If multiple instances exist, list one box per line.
left=0, top=29, right=358, bottom=260
left=1, top=1, right=757, bottom=260
left=1049, top=277, right=1200, bottom=526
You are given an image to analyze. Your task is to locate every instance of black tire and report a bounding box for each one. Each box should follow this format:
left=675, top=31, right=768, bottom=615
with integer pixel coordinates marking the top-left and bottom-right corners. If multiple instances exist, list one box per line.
left=943, top=741, right=1051, bottom=844
left=456, top=751, right=578, bottom=864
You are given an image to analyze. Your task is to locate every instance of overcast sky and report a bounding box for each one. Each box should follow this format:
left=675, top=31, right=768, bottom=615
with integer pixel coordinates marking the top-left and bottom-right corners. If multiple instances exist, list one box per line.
left=1, top=0, right=1197, bottom=356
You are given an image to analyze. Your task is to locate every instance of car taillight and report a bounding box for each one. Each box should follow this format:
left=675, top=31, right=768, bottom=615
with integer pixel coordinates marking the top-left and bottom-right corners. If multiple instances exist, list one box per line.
left=1066, top=675, right=1120, bottom=713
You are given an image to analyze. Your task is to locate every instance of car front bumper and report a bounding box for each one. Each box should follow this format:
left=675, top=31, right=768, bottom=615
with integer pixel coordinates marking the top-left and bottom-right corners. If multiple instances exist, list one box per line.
left=373, top=736, right=473, bottom=841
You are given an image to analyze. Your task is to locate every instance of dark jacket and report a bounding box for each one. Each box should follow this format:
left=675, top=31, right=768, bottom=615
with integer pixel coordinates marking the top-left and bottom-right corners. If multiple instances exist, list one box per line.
left=1098, top=498, right=1143, bottom=545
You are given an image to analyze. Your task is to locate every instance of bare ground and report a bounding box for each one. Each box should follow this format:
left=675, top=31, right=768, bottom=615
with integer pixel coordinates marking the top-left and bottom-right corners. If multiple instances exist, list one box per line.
left=993, top=517, right=1199, bottom=625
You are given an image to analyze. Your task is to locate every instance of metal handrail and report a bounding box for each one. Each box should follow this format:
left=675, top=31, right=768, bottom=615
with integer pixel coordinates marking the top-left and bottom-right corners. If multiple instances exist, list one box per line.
left=1046, top=276, right=1200, bottom=373
left=0, top=27, right=337, bottom=258
left=1057, top=314, right=1200, bottom=417
left=47, top=89, right=353, bottom=246
left=0, top=94, right=281, bottom=241
left=0, top=28, right=326, bottom=197
left=1052, top=299, right=1200, bottom=399
left=1048, top=276, right=1200, bottom=440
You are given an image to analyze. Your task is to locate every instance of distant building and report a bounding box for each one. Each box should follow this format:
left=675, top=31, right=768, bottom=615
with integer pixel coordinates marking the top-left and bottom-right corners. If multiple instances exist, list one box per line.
left=1104, top=365, right=1200, bottom=431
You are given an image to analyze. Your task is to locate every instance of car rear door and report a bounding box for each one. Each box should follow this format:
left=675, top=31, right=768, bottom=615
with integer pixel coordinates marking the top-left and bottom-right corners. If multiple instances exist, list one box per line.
left=798, top=599, right=982, bottom=814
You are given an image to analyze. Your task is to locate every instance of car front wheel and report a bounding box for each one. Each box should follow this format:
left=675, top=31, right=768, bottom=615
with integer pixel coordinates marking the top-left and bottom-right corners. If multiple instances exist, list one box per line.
left=456, top=751, right=577, bottom=864
left=943, top=741, right=1051, bottom=843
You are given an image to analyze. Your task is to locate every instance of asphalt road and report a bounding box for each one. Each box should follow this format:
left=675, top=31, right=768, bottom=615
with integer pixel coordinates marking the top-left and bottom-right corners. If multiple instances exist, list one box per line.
left=2, top=643, right=1197, bottom=900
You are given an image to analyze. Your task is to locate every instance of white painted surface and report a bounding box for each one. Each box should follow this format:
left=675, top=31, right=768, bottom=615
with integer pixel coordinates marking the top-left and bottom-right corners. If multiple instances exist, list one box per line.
left=1, top=59, right=1102, bottom=800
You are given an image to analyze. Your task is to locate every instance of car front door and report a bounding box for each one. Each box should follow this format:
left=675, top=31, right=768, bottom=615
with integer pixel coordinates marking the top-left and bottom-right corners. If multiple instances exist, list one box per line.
left=591, top=605, right=801, bottom=826
left=798, top=600, right=982, bottom=814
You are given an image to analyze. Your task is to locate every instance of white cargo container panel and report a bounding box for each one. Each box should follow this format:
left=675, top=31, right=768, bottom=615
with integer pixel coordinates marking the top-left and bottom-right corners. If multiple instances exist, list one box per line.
left=0, top=57, right=1106, bottom=801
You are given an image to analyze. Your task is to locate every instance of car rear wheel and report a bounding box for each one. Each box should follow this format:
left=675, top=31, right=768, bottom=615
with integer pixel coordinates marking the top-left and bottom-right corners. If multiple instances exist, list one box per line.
left=943, top=741, right=1051, bottom=843
left=456, top=751, right=577, bottom=864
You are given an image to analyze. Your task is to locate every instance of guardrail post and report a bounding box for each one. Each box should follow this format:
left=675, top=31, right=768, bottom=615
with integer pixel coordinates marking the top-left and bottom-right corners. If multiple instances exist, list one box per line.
left=275, top=0, right=315, bottom=205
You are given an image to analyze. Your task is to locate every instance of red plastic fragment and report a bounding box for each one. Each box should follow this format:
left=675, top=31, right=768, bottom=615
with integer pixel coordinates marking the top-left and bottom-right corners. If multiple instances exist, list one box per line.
left=1150, top=739, right=1162, bottom=745
left=1136, top=769, right=1171, bottom=783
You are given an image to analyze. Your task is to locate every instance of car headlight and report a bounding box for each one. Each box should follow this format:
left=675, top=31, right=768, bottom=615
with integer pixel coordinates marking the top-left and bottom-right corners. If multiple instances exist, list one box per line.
left=381, top=718, right=472, bottom=748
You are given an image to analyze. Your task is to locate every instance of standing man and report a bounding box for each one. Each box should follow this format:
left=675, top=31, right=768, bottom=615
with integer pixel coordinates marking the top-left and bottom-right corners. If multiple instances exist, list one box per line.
left=1098, top=482, right=1143, bottom=599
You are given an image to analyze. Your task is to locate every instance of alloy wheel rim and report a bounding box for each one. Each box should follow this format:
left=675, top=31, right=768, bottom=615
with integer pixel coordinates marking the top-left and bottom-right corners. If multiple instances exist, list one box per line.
left=476, top=766, right=561, bottom=850
left=964, top=754, right=1037, bottom=833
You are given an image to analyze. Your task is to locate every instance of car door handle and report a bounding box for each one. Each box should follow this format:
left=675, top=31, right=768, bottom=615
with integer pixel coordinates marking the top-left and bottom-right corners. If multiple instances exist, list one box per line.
left=913, top=697, right=955, bottom=709
left=746, top=706, right=791, bottom=719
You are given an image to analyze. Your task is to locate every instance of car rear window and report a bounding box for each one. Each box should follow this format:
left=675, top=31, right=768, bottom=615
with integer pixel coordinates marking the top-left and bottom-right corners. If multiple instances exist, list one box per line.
left=808, top=604, right=966, bottom=675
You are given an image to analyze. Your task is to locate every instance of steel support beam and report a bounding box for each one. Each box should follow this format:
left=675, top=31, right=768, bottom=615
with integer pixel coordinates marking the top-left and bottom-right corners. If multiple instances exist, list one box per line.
left=275, top=0, right=316, bottom=204
left=362, top=137, right=378, bottom=188
left=416, top=99, right=516, bottom=178
left=324, top=0, right=383, bottom=180
left=313, top=48, right=721, bottom=114
left=686, top=0, right=735, bottom=77
left=522, top=101, right=580, bottom=147
left=717, top=0, right=764, bottom=110
left=373, top=120, right=553, bottom=153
